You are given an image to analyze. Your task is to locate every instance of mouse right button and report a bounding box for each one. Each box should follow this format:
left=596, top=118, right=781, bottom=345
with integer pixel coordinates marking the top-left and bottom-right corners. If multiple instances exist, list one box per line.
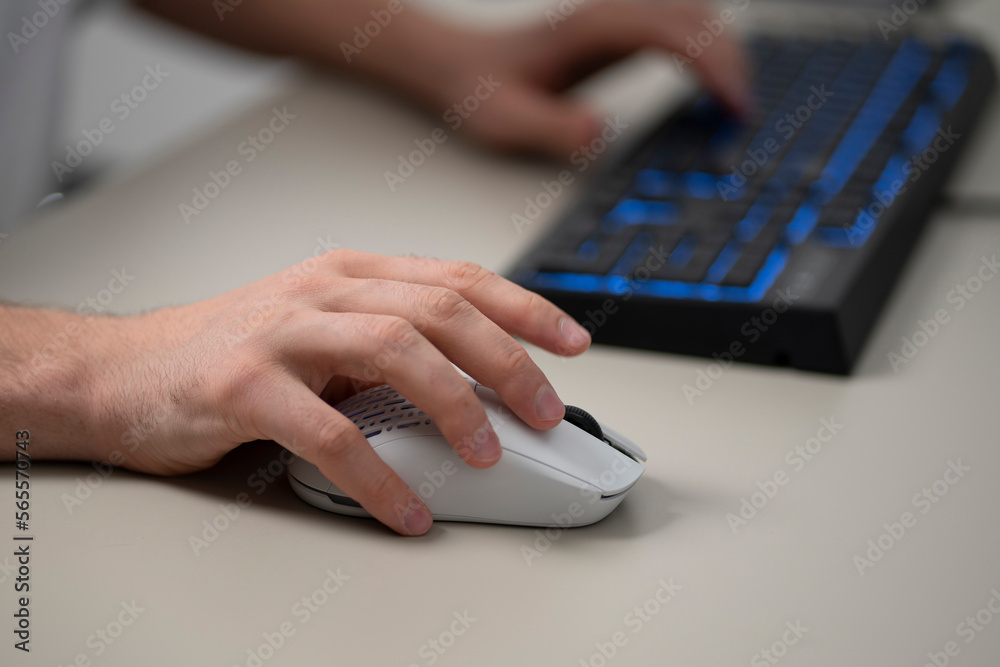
left=601, top=425, right=648, bottom=463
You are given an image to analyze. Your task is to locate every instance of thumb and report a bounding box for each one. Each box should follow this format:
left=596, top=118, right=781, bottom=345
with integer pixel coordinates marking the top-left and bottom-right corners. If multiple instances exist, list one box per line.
left=464, top=83, right=600, bottom=158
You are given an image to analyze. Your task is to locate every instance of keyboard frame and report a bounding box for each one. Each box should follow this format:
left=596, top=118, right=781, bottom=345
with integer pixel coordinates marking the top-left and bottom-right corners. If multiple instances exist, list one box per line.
left=508, top=32, right=998, bottom=374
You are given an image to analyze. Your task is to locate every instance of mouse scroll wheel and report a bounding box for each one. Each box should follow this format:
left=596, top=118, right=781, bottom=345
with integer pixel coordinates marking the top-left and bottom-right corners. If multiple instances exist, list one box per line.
left=563, top=406, right=603, bottom=440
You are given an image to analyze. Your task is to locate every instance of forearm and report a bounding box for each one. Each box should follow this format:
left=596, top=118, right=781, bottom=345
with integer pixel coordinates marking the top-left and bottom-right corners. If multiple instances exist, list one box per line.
left=0, top=303, right=212, bottom=467
left=139, top=0, right=468, bottom=108
left=0, top=306, right=113, bottom=462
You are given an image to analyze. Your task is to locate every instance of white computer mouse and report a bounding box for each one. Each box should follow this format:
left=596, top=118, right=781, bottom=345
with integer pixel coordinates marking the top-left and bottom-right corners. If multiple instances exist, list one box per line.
left=287, top=378, right=646, bottom=527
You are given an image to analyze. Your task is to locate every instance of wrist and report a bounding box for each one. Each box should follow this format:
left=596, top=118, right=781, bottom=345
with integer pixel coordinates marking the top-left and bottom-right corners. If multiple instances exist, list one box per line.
left=86, top=308, right=210, bottom=472
left=317, top=8, right=478, bottom=112
left=86, top=314, right=164, bottom=466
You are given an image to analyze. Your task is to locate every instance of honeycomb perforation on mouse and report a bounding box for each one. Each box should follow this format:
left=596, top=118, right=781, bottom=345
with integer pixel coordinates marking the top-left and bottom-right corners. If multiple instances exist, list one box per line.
left=334, top=385, right=436, bottom=440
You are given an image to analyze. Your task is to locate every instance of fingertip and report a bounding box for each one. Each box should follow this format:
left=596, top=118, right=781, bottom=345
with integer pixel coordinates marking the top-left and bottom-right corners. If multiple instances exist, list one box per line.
left=670, top=14, right=752, bottom=116
left=534, top=384, right=566, bottom=425
left=455, top=420, right=503, bottom=468
left=465, top=453, right=502, bottom=470
left=557, top=316, right=591, bottom=355
left=397, top=497, right=433, bottom=536
left=474, top=423, right=503, bottom=466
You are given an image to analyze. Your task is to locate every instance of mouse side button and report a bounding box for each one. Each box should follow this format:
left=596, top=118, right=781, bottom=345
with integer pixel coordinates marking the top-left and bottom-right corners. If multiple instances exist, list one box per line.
left=288, top=456, right=335, bottom=493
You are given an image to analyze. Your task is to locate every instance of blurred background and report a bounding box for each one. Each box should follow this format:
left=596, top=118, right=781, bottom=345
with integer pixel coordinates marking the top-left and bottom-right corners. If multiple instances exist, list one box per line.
left=58, top=0, right=1000, bottom=192
left=59, top=0, right=555, bottom=187
left=61, top=0, right=290, bottom=184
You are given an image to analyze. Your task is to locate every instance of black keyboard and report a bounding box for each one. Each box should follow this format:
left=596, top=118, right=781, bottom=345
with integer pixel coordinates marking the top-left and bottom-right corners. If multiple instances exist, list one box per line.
left=508, top=33, right=996, bottom=373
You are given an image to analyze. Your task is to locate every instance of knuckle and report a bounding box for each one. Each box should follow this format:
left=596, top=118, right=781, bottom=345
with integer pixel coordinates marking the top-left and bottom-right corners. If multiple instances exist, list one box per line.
left=271, top=303, right=312, bottom=332
left=368, top=315, right=419, bottom=352
left=502, top=343, right=536, bottom=377
left=227, top=301, right=310, bottom=356
left=440, top=260, right=492, bottom=293
left=311, top=418, right=356, bottom=461
left=433, top=381, right=481, bottom=434
left=366, top=469, right=399, bottom=504
left=282, top=272, right=329, bottom=299
left=319, top=247, right=346, bottom=263
left=521, top=289, right=549, bottom=318
left=420, top=286, right=472, bottom=324
left=332, top=248, right=366, bottom=271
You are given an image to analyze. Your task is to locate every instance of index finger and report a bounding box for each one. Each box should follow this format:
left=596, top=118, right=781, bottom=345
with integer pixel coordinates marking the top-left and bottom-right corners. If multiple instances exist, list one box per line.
left=261, top=380, right=434, bottom=536
left=327, top=251, right=593, bottom=357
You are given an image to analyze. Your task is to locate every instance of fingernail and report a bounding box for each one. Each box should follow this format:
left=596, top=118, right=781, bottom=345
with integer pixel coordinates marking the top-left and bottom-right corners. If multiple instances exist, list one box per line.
left=535, top=385, right=565, bottom=422
left=402, top=502, right=432, bottom=535
left=559, top=316, right=591, bottom=350
left=473, top=421, right=502, bottom=463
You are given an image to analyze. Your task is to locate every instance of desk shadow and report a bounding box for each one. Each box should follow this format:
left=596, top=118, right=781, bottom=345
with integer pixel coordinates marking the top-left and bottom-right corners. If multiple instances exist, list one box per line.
left=158, top=440, right=421, bottom=543
left=85, top=441, right=695, bottom=543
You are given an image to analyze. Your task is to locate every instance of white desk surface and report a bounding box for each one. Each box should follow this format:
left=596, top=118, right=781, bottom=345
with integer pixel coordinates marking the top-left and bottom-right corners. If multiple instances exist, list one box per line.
left=3, top=2, right=1000, bottom=665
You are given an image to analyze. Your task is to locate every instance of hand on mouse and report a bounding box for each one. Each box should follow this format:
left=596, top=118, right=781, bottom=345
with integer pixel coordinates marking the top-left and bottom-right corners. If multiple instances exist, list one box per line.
left=1, top=251, right=590, bottom=535
left=142, top=0, right=749, bottom=159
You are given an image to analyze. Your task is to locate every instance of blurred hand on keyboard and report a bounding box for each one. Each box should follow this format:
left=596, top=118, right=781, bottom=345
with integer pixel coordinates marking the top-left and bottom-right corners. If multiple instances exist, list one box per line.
left=397, top=0, right=751, bottom=157
left=147, top=0, right=749, bottom=158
